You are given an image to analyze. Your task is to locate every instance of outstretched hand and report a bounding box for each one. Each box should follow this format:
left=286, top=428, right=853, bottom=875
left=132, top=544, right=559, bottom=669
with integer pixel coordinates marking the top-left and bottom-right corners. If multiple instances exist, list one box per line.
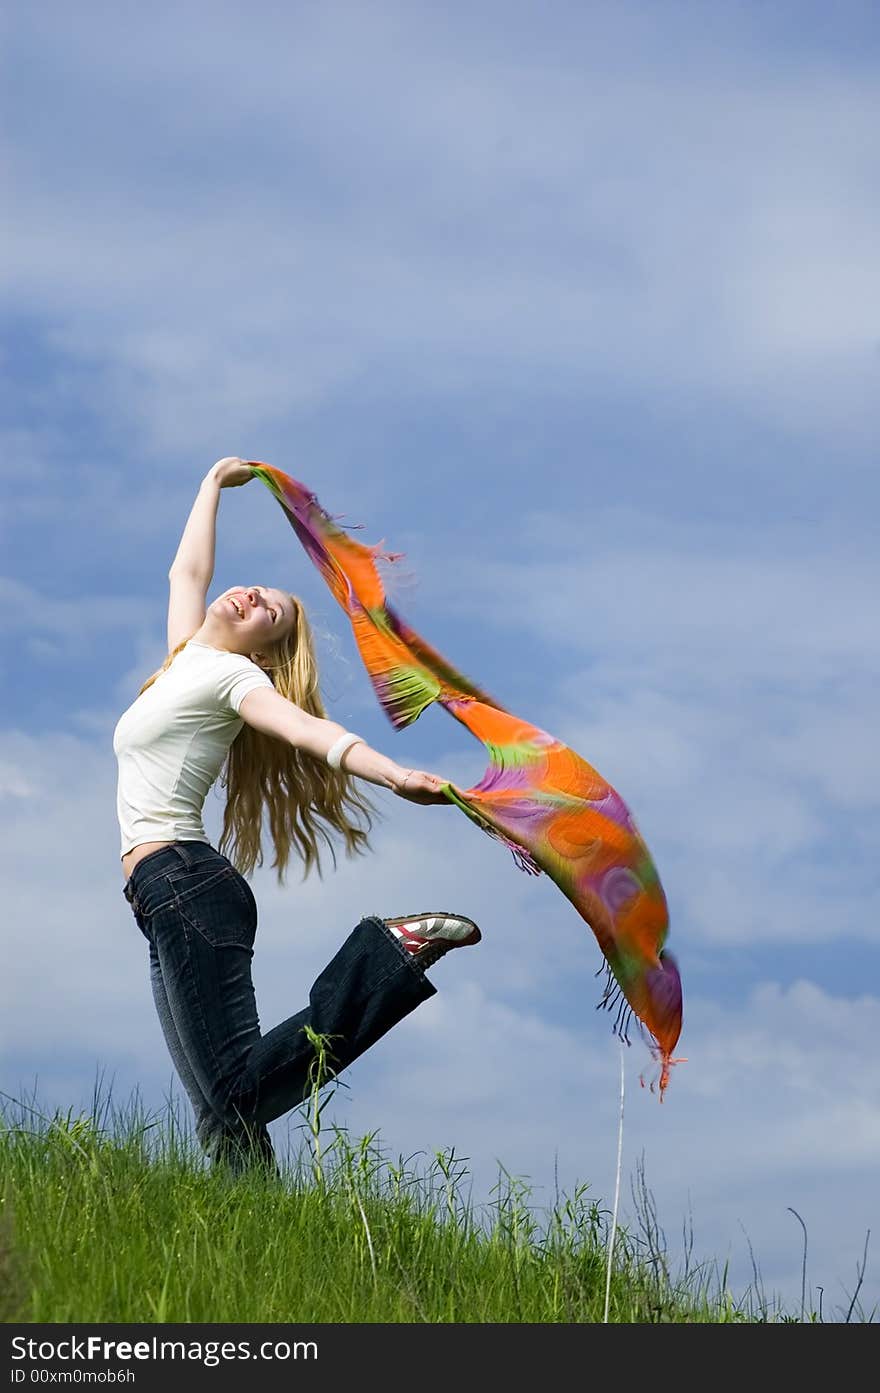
left=393, top=770, right=452, bottom=805
left=210, top=457, right=255, bottom=489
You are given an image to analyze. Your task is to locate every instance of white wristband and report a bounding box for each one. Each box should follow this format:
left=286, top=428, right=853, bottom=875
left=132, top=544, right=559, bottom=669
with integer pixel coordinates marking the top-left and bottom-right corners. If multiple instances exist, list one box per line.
left=326, top=732, right=364, bottom=770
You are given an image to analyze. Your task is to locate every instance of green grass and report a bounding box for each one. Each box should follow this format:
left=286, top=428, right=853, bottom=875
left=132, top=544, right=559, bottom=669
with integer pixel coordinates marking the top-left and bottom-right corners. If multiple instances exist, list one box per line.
left=0, top=1077, right=870, bottom=1324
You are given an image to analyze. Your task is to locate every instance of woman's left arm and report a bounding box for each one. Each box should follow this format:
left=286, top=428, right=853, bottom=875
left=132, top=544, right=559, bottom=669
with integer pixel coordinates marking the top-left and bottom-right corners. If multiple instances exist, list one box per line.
left=238, top=686, right=449, bottom=804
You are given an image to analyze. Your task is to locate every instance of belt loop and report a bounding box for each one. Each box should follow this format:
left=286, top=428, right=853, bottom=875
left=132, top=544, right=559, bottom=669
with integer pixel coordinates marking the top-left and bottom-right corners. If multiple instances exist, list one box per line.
left=175, top=841, right=214, bottom=869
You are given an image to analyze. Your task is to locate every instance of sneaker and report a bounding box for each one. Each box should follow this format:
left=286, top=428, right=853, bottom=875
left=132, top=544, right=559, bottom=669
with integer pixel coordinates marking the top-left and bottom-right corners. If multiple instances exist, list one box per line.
left=384, top=912, right=481, bottom=969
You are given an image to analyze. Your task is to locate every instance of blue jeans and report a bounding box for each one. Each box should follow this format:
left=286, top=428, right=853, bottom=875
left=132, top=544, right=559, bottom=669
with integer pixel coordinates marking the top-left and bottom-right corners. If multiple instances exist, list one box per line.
left=123, top=841, right=435, bottom=1174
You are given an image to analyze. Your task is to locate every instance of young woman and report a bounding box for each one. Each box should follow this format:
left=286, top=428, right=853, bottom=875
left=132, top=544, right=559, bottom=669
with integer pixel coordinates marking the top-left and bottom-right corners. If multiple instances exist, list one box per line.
left=114, top=457, right=480, bottom=1175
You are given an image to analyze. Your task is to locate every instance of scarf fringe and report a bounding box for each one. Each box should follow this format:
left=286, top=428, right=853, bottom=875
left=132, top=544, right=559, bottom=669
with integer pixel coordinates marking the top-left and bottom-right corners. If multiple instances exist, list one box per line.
left=373, top=664, right=441, bottom=730
left=480, top=821, right=543, bottom=876
left=595, top=962, right=636, bottom=1046
left=640, top=1048, right=687, bottom=1101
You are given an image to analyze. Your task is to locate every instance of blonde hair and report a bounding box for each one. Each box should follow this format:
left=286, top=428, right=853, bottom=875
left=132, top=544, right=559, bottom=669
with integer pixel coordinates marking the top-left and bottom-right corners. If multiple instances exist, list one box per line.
left=138, top=595, right=375, bottom=883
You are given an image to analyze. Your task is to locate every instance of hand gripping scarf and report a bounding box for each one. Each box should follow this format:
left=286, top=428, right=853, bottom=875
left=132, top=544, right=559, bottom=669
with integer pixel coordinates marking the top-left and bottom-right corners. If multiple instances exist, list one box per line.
left=249, top=463, right=684, bottom=1095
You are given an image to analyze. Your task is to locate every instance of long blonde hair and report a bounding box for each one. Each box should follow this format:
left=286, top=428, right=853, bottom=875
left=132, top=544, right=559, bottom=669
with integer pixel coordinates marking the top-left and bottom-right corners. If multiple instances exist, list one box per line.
left=138, top=595, right=375, bottom=882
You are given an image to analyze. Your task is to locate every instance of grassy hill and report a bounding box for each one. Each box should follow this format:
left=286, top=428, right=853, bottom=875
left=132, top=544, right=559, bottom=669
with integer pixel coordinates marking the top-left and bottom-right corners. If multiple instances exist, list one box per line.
left=0, top=1086, right=859, bottom=1324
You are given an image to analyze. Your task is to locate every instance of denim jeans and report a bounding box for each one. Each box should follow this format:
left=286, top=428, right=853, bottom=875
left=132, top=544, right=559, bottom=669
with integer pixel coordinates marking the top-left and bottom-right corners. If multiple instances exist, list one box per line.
left=123, top=841, right=435, bottom=1175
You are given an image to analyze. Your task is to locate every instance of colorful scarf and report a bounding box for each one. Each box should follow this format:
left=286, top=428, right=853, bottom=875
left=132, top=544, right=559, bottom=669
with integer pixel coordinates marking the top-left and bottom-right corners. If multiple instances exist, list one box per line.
left=249, top=463, right=683, bottom=1094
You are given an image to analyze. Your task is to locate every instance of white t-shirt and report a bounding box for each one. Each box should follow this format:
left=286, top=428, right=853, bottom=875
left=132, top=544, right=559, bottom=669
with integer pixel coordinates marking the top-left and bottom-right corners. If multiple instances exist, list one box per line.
left=113, top=640, right=273, bottom=859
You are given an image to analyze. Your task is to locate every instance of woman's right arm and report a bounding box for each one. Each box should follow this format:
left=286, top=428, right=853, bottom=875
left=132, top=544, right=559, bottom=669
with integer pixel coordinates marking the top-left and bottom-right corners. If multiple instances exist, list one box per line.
left=169, top=458, right=252, bottom=581
left=167, top=459, right=252, bottom=651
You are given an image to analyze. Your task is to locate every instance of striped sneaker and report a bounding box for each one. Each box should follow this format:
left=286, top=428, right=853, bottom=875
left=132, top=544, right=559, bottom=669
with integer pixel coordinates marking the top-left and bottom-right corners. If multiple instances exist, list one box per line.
left=384, top=912, right=481, bottom=969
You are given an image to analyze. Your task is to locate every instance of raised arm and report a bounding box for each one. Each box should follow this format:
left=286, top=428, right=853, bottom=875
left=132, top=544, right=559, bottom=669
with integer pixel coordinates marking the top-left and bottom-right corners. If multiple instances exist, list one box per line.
left=238, top=685, right=449, bottom=804
left=167, top=458, right=253, bottom=652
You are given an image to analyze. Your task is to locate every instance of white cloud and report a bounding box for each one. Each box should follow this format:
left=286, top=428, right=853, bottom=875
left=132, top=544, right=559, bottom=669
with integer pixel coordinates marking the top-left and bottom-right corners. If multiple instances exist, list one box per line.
left=413, top=520, right=880, bottom=950
left=444, top=530, right=880, bottom=677
left=2, top=577, right=146, bottom=653
left=3, top=2, right=878, bottom=453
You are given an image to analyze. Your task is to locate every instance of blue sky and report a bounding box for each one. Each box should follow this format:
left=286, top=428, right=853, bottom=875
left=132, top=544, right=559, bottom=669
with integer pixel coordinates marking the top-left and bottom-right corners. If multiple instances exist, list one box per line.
left=3, top=0, right=879, bottom=1318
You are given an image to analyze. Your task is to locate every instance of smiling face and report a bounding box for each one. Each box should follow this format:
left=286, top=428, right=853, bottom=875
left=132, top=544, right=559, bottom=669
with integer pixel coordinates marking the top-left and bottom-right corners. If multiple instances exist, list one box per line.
left=216, top=584, right=289, bottom=631
left=197, top=584, right=297, bottom=663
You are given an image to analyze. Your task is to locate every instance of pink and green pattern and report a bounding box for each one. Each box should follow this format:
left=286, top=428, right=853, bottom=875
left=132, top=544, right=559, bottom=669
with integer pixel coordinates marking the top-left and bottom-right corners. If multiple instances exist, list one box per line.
left=249, top=463, right=684, bottom=1094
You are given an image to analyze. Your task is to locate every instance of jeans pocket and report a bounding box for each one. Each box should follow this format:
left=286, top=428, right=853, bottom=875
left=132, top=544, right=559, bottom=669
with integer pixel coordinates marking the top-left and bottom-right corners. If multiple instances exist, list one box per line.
left=166, top=864, right=233, bottom=905
left=127, top=902, right=152, bottom=943
left=172, top=867, right=258, bottom=950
